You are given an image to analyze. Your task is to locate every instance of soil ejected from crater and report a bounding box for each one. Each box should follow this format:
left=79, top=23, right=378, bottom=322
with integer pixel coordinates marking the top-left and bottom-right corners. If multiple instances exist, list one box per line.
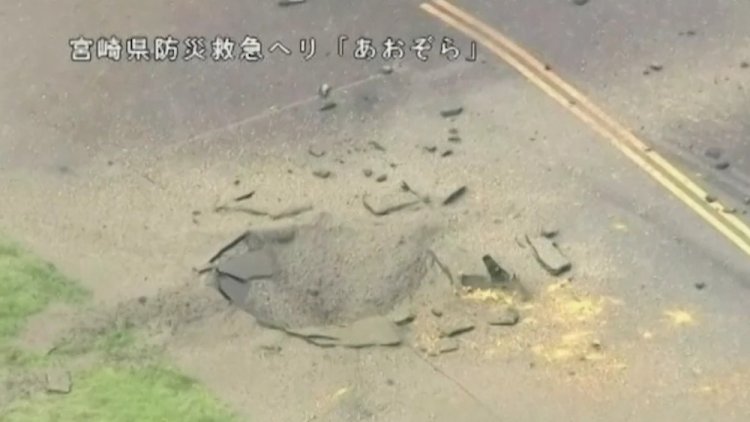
left=206, top=213, right=440, bottom=330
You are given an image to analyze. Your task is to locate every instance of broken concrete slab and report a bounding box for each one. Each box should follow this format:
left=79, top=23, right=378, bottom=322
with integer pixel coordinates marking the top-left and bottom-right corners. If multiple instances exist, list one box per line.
left=217, top=249, right=278, bottom=281
left=217, top=274, right=252, bottom=306
left=269, top=203, right=314, bottom=220
left=338, top=316, right=402, bottom=348
left=440, top=107, right=464, bottom=118
left=481, top=254, right=512, bottom=283
left=363, top=191, right=420, bottom=216
left=430, top=242, right=491, bottom=289
left=488, top=306, right=520, bottom=326
left=438, top=317, right=475, bottom=338
left=526, top=236, right=572, bottom=276
left=441, top=185, right=467, bottom=206
left=45, top=369, right=72, bottom=394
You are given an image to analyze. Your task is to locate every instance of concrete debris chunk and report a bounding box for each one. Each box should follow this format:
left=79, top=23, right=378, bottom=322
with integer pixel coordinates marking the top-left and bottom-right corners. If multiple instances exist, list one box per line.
left=438, top=317, right=475, bottom=338
left=363, top=191, right=420, bottom=216
left=488, top=306, right=520, bottom=326
left=270, top=203, right=313, bottom=220
left=313, top=169, right=331, bottom=179
left=45, top=369, right=72, bottom=394
left=440, top=106, right=464, bottom=118
left=217, top=249, right=278, bottom=281
left=429, top=241, right=491, bottom=289
left=481, top=254, right=512, bottom=283
left=318, top=83, right=331, bottom=98
left=436, top=337, right=459, bottom=354
left=338, top=316, right=402, bottom=348
left=526, top=235, right=571, bottom=276
left=217, top=274, right=251, bottom=305
left=278, top=0, right=306, bottom=6
left=442, top=185, right=467, bottom=206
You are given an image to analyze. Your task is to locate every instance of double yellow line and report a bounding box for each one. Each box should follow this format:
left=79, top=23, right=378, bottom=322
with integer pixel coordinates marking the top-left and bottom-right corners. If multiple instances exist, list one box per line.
left=421, top=0, right=750, bottom=257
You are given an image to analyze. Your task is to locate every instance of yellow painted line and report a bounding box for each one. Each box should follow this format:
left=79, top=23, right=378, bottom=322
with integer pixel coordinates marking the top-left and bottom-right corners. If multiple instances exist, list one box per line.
left=420, top=0, right=750, bottom=257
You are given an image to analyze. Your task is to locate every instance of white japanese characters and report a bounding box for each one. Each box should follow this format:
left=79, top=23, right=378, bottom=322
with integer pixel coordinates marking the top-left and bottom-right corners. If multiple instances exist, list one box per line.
left=69, top=35, right=477, bottom=63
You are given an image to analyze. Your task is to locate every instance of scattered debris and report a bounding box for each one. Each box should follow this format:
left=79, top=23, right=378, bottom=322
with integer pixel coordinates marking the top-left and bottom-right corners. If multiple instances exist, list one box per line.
left=278, top=0, right=306, bottom=6
left=45, top=369, right=72, bottom=394
left=435, top=337, right=459, bottom=354
left=440, top=107, right=464, bottom=118
left=363, top=191, right=420, bottom=216
left=320, top=102, right=337, bottom=112
left=234, top=191, right=256, bottom=202
left=313, top=169, right=332, bottom=179
left=481, top=254, right=512, bottom=283
left=441, top=149, right=453, bottom=157
left=705, top=147, right=723, bottom=159
left=381, top=65, right=394, bottom=75
left=438, top=317, right=475, bottom=338
left=488, top=306, right=520, bottom=326
left=540, top=228, right=559, bottom=239
left=376, top=174, right=388, bottom=183
left=526, top=236, right=572, bottom=276
left=648, top=63, right=664, bottom=72
left=217, top=249, right=278, bottom=281
left=363, top=168, right=373, bottom=178
left=430, top=242, right=492, bottom=289
left=713, top=161, right=730, bottom=170
left=308, top=147, right=326, bottom=157
left=369, top=141, right=386, bottom=151
left=270, top=203, right=314, bottom=220
left=207, top=231, right=250, bottom=264
left=442, top=185, right=467, bottom=206
left=318, top=83, right=331, bottom=98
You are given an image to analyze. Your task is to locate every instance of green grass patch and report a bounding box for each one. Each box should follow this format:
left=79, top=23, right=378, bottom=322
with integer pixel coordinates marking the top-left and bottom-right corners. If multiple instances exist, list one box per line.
left=0, top=239, right=88, bottom=342
left=4, top=365, right=236, bottom=422
left=0, top=237, right=238, bottom=421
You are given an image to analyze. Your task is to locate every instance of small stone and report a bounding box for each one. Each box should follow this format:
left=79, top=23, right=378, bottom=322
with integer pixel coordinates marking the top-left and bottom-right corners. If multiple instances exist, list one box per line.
left=436, top=337, right=459, bottom=354
left=251, top=224, right=297, bottom=243
left=649, top=63, right=664, bottom=72
left=424, top=145, right=437, bottom=153
left=381, top=65, right=394, bottom=75
left=713, top=161, right=730, bottom=170
left=591, top=340, right=602, bottom=351
left=694, top=282, right=706, bottom=290
left=705, top=195, right=717, bottom=203
left=526, top=236, right=572, bottom=276
left=430, top=242, right=492, bottom=289
left=45, top=369, right=72, bottom=394
left=217, top=249, right=278, bottom=281
left=442, top=186, right=467, bottom=206
left=338, top=316, right=402, bottom=348
left=448, top=136, right=461, bottom=143
left=723, top=207, right=737, bottom=214
left=318, top=83, right=331, bottom=98
left=319, top=101, right=337, bottom=112
left=369, top=141, right=386, bottom=151
left=376, top=174, right=388, bottom=183
left=704, top=147, right=723, bottom=159
left=540, top=228, right=559, bottom=238
left=438, top=318, right=475, bottom=338
left=313, top=169, right=332, bottom=179
left=441, top=149, right=453, bottom=157
left=363, top=190, right=420, bottom=216
left=488, top=306, right=520, bottom=326
left=440, top=107, right=464, bottom=118
left=388, top=303, right=417, bottom=325
left=363, top=168, right=373, bottom=177
left=449, top=128, right=459, bottom=135
left=741, top=61, right=749, bottom=69
left=278, top=0, right=306, bottom=5
left=431, top=308, right=444, bottom=317
left=571, top=0, right=589, bottom=5
left=308, top=147, right=326, bottom=157
left=269, top=203, right=313, bottom=220
left=137, top=296, right=147, bottom=305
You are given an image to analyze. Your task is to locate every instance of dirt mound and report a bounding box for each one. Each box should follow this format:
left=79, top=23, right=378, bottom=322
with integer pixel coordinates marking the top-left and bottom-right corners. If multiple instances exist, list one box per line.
left=210, top=213, right=440, bottom=329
